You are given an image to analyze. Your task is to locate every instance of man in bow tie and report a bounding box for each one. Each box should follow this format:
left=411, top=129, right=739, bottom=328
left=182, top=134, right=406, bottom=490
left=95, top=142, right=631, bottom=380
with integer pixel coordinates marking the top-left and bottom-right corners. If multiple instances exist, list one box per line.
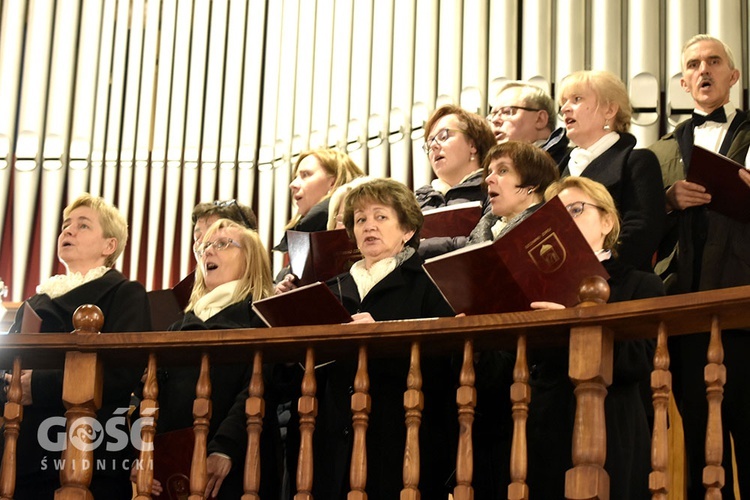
left=650, top=34, right=750, bottom=499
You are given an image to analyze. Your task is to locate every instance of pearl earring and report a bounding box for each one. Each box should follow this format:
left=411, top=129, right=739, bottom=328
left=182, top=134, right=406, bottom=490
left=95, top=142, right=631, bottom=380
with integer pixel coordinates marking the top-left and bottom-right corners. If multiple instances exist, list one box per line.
left=470, top=155, right=475, bottom=161
left=603, top=120, right=611, bottom=131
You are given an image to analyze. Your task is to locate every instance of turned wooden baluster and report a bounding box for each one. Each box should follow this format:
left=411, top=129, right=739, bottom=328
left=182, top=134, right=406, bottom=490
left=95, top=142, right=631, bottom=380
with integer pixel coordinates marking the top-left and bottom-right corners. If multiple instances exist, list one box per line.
left=565, top=277, right=611, bottom=500
left=135, top=353, right=160, bottom=499
left=56, top=304, right=104, bottom=500
left=649, top=322, right=670, bottom=500
left=0, top=356, right=23, bottom=500
left=295, top=347, right=317, bottom=500
left=703, top=316, right=725, bottom=499
left=189, top=354, right=212, bottom=500
left=453, top=339, right=475, bottom=500
left=349, top=346, right=370, bottom=500
left=242, top=351, right=265, bottom=500
left=508, top=334, right=530, bottom=500
left=401, top=342, right=422, bottom=500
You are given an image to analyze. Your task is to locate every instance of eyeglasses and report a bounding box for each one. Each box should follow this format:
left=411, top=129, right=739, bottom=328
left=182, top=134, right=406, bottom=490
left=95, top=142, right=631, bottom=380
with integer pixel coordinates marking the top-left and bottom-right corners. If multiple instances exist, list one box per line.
left=194, top=237, right=241, bottom=257
left=565, top=201, right=604, bottom=218
left=213, top=199, right=253, bottom=229
left=422, top=128, right=464, bottom=154
left=486, top=106, right=542, bottom=121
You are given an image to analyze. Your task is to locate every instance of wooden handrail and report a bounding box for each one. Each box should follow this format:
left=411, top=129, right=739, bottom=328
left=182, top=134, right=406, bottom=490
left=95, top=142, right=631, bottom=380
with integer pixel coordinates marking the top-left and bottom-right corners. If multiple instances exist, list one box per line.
left=2, top=284, right=750, bottom=499
left=2, top=285, right=750, bottom=369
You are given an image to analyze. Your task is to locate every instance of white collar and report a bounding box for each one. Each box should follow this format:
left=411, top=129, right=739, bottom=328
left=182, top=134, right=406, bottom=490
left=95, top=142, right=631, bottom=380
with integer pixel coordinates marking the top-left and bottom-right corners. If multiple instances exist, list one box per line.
left=568, top=132, right=619, bottom=176
left=36, top=266, right=110, bottom=299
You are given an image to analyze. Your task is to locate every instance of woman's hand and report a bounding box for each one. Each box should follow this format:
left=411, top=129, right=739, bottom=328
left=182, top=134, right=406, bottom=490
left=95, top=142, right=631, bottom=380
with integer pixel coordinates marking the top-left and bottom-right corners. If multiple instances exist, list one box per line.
left=205, top=454, right=232, bottom=499
left=350, top=312, right=375, bottom=323
left=129, top=465, right=163, bottom=496
left=530, top=301, right=565, bottom=310
left=274, top=274, right=298, bottom=295
left=3, top=371, right=33, bottom=405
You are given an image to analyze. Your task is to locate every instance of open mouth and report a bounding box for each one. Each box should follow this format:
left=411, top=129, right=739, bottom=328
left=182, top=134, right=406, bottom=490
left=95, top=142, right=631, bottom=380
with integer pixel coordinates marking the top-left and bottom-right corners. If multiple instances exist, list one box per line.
left=700, top=80, right=712, bottom=89
left=205, top=262, right=218, bottom=271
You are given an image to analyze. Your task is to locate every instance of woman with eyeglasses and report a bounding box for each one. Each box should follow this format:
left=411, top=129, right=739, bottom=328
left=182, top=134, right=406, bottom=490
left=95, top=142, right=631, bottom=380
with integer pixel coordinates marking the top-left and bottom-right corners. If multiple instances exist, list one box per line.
left=557, top=70, right=665, bottom=272
left=417, top=104, right=496, bottom=212
left=138, top=218, right=280, bottom=499
left=273, top=148, right=365, bottom=292
left=192, top=199, right=257, bottom=248
left=514, top=176, right=663, bottom=500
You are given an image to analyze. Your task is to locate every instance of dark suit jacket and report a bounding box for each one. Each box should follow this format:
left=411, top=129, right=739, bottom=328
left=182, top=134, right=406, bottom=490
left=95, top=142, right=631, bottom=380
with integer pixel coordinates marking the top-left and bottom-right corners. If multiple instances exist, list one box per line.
left=652, top=112, right=750, bottom=293
left=148, top=297, right=278, bottom=500
left=560, top=132, right=666, bottom=272
left=6, top=269, right=150, bottom=488
left=295, top=252, right=456, bottom=500
left=530, top=259, right=663, bottom=500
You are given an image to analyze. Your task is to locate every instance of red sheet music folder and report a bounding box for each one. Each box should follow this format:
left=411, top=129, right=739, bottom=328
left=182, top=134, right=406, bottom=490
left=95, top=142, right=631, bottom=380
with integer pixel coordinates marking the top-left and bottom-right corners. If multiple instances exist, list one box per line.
left=423, top=197, right=609, bottom=315
left=687, top=145, right=750, bottom=222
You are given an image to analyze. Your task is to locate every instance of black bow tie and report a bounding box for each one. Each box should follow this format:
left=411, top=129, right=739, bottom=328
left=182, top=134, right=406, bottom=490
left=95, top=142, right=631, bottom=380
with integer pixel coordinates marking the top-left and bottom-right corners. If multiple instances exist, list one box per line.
left=692, top=107, right=727, bottom=126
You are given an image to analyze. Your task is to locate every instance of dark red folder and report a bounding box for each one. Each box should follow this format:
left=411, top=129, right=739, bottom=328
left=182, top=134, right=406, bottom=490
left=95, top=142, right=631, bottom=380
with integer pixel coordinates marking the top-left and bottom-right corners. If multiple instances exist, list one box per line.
left=19, top=302, right=42, bottom=333
left=422, top=197, right=609, bottom=315
left=286, top=229, right=361, bottom=286
left=687, top=145, right=750, bottom=222
left=152, top=427, right=194, bottom=500
left=147, top=272, right=195, bottom=331
left=252, top=281, right=353, bottom=327
left=421, top=201, right=483, bottom=239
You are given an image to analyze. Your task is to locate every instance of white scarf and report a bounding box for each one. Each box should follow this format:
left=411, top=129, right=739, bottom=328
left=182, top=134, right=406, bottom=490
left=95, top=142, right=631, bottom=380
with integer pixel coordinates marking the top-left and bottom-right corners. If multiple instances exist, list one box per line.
left=349, top=247, right=415, bottom=300
left=567, top=132, right=620, bottom=176
left=192, top=280, right=241, bottom=321
left=36, top=266, right=110, bottom=299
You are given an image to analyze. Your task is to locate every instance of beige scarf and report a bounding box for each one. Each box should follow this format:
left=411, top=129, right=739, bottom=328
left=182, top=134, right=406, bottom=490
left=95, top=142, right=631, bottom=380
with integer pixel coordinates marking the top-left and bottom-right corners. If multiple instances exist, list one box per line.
left=192, top=280, right=240, bottom=321
left=349, top=247, right=415, bottom=300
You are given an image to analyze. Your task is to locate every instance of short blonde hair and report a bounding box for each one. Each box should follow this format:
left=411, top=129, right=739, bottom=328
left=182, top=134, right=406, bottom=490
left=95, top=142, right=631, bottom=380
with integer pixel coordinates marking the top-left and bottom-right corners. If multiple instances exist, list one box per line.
left=559, top=70, right=632, bottom=133
left=188, top=219, right=273, bottom=310
left=544, top=176, right=621, bottom=253
left=63, top=193, right=128, bottom=267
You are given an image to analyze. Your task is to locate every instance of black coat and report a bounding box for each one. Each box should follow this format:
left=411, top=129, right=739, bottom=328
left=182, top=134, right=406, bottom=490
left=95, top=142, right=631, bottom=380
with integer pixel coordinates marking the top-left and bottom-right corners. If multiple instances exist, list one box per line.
left=473, top=259, right=664, bottom=500
left=300, top=252, right=457, bottom=499
left=560, top=133, right=666, bottom=272
left=149, top=297, right=278, bottom=500
left=415, top=169, right=490, bottom=214
left=273, top=198, right=331, bottom=283
left=651, top=112, right=750, bottom=498
left=527, top=259, right=663, bottom=500
left=6, top=269, right=150, bottom=499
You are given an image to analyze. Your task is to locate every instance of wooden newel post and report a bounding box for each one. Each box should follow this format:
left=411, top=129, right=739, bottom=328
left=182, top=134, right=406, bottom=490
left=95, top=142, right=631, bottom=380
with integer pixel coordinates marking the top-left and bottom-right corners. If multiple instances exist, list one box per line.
left=565, top=277, right=611, bottom=500
left=55, top=304, right=105, bottom=500
left=0, top=356, right=24, bottom=500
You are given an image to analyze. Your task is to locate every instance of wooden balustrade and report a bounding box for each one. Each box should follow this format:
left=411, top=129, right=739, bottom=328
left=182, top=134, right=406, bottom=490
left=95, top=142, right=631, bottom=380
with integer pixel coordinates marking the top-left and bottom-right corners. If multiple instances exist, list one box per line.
left=1, top=284, right=750, bottom=499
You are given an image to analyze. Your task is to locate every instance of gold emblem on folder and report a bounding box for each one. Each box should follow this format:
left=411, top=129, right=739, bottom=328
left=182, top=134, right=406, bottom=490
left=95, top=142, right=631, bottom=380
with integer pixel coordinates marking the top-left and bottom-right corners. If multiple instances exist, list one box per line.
left=528, top=232, right=566, bottom=273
